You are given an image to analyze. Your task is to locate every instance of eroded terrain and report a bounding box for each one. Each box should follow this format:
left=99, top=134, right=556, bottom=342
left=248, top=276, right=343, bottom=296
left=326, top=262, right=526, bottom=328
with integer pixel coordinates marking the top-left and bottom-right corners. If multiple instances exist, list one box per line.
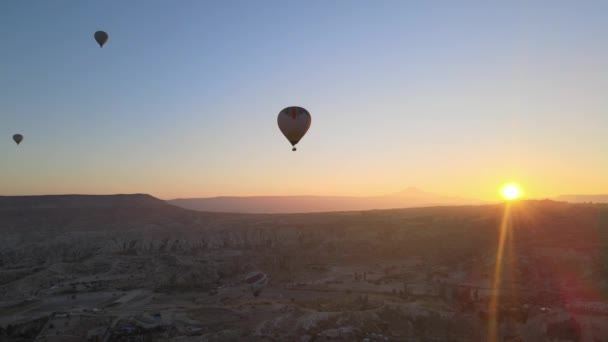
left=1, top=195, right=607, bottom=341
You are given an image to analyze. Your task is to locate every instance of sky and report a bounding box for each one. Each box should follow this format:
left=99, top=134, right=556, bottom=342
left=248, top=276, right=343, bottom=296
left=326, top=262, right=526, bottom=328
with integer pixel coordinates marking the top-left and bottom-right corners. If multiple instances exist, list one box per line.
left=1, top=1, right=607, bottom=201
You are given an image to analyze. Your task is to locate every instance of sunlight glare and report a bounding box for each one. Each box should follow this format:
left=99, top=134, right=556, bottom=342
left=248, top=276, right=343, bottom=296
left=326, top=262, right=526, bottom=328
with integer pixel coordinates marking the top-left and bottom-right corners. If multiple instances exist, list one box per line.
left=501, top=183, right=522, bottom=201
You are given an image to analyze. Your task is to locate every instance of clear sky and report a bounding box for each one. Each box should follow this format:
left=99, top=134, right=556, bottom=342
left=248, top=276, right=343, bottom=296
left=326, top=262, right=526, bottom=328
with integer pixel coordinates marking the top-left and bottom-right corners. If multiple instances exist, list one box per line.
left=1, top=1, right=607, bottom=201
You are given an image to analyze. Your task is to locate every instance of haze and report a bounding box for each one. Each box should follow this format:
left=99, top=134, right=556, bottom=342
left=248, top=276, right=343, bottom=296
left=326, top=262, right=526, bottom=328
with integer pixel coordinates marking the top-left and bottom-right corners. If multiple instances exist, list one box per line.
left=2, top=1, right=608, bottom=201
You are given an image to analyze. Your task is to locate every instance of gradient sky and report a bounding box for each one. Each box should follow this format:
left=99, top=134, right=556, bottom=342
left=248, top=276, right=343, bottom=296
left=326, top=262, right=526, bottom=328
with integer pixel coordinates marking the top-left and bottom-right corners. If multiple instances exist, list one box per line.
left=1, top=1, right=607, bottom=200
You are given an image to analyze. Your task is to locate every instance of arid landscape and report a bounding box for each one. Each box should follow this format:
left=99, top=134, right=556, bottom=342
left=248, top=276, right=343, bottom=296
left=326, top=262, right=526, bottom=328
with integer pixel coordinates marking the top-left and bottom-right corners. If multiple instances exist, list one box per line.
left=1, top=195, right=607, bottom=341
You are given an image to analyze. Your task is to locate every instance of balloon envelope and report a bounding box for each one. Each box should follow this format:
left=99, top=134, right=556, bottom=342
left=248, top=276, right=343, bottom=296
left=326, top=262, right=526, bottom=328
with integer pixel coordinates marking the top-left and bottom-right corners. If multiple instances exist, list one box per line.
left=245, top=271, right=268, bottom=297
left=94, top=31, right=109, bottom=47
left=277, top=106, right=311, bottom=150
left=13, top=134, right=23, bottom=145
left=245, top=271, right=267, bottom=284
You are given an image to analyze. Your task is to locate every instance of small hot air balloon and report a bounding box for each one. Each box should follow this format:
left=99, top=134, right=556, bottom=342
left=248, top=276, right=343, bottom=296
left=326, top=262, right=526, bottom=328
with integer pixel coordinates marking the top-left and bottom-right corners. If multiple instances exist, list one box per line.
left=277, top=106, right=311, bottom=151
left=245, top=271, right=268, bottom=297
left=13, top=134, right=23, bottom=145
left=94, top=31, right=109, bottom=47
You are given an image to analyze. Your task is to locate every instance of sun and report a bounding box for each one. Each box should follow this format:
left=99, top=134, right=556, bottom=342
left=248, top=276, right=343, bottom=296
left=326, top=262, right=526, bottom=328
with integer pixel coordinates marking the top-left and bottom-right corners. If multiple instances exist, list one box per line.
left=501, top=183, right=522, bottom=201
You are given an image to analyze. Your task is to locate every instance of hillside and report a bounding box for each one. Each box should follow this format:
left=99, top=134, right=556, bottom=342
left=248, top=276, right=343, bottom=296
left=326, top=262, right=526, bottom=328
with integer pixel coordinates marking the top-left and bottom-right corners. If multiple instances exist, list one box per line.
left=0, top=194, right=229, bottom=235
left=556, top=194, right=608, bottom=203
left=169, top=187, right=486, bottom=213
left=0, top=193, right=168, bottom=209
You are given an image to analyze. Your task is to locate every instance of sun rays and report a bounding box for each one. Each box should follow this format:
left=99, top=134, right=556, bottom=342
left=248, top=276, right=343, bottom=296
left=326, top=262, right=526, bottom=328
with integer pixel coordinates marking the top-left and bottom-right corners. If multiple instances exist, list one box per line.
left=488, top=183, right=527, bottom=341
left=488, top=202, right=512, bottom=341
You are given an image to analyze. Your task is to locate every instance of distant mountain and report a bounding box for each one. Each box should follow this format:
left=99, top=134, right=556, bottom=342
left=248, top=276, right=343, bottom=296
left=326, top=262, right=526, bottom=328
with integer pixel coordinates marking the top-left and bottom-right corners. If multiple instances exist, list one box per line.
left=555, top=194, right=608, bottom=203
left=168, top=187, right=486, bottom=213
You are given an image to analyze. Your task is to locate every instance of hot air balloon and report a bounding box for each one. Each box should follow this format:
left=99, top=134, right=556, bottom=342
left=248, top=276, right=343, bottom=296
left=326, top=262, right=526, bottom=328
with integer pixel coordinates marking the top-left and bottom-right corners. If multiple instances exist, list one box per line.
left=245, top=271, right=268, bottom=297
left=94, top=31, right=109, bottom=47
left=13, top=134, right=23, bottom=145
left=277, top=106, right=311, bottom=151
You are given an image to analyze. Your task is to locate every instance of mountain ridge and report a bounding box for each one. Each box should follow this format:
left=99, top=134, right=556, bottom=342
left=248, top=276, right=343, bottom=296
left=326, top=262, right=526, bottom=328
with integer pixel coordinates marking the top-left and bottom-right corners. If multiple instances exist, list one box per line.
left=0, top=193, right=166, bottom=209
left=555, top=194, right=608, bottom=203
left=168, top=188, right=487, bottom=213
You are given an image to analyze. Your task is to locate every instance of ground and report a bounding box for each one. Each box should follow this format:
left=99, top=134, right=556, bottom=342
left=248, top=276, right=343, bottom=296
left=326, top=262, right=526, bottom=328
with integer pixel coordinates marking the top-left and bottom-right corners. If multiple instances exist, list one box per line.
left=1, top=197, right=608, bottom=341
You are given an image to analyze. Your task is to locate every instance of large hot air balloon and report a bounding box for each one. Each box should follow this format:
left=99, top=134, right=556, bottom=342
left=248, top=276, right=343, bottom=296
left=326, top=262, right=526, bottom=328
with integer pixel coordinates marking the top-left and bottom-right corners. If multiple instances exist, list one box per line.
left=94, top=31, right=109, bottom=47
left=13, top=134, right=23, bottom=145
left=245, top=271, right=268, bottom=297
left=277, top=106, right=311, bottom=151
